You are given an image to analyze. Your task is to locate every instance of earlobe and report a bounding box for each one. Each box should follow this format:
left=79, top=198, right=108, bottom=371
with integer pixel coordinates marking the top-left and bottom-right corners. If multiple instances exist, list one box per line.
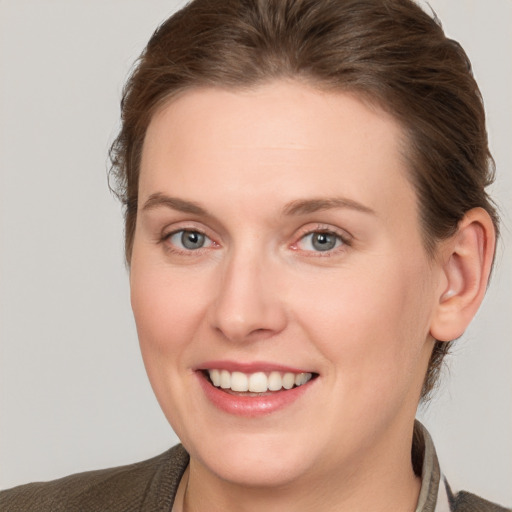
left=430, top=208, right=496, bottom=342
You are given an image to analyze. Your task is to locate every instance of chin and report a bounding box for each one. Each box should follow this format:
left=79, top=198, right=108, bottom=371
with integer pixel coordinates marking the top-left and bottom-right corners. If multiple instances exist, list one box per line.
left=201, top=450, right=311, bottom=488
left=184, top=428, right=321, bottom=488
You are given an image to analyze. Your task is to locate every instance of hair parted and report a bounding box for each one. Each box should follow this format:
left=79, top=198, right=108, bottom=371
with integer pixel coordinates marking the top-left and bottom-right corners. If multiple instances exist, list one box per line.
left=109, top=0, right=499, bottom=400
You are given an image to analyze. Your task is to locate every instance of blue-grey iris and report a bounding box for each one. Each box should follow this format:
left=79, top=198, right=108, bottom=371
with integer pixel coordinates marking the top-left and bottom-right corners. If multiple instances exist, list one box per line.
left=312, top=232, right=337, bottom=251
left=181, top=231, right=205, bottom=250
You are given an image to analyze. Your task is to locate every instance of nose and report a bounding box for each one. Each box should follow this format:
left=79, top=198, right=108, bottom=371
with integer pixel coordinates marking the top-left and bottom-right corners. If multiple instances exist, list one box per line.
left=208, top=250, right=288, bottom=343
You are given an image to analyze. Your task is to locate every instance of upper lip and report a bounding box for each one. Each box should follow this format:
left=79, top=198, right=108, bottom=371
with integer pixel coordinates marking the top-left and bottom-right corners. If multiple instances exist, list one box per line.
left=196, top=360, right=315, bottom=374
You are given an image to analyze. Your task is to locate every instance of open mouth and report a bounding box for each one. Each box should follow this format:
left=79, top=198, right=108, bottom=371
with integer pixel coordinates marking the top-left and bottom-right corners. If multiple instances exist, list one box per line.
left=202, top=369, right=318, bottom=395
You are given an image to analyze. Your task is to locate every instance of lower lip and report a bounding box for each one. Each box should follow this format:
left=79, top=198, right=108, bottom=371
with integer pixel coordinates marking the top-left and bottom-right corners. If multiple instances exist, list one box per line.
left=196, top=372, right=315, bottom=417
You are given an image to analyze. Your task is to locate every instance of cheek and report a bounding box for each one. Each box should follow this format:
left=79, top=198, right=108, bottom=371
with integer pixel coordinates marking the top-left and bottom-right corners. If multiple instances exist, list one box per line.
left=129, top=258, right=215, bottom=432
left=292, top=257, right=434, bottom=395
left=130, top=258, right=211, bottom=361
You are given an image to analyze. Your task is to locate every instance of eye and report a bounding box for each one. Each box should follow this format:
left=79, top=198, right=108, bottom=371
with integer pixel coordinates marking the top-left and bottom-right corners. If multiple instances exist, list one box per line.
left=296, top=231, right=345, bottom=252
left=167, top=230, right=213, bottom=251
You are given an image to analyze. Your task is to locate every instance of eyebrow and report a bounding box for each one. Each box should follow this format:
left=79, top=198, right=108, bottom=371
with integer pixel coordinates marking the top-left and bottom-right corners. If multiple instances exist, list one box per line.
left=282, top=197, right=375, bottom=216
left=141, top=193, right=375, bottom=217
left=141, top=193, right=209, bottom=215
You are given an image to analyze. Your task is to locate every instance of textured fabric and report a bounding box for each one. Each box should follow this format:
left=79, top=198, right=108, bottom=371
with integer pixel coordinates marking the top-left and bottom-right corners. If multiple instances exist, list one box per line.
left=415, top=420, right=441, bottom=511
left=0, top=445, right=189, bottom=512
left=445, top=480, right=511, bottom=512
left=1, top=425, right=509, bottom=511
left=413, top=422, right=511, bottom=512
left=412, top=421, right=512, bottom=512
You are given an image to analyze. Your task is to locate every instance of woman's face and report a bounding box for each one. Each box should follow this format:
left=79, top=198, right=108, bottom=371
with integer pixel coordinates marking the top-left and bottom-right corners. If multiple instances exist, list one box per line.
left=130, top=81, right=442, bottom=487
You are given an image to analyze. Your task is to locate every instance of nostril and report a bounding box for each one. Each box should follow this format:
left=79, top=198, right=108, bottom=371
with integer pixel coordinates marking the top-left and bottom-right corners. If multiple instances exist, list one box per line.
left=213, top=324, right=281, bottom=344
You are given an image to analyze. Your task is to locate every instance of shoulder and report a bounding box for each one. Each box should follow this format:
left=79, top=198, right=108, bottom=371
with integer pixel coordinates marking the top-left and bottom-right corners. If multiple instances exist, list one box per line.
left=0, top=444, right=189, bottom=512
left=447, top=483, right=511, bottom=512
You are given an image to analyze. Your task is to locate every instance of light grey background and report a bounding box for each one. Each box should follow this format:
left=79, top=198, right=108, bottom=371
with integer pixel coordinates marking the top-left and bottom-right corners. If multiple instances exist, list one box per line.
left=1, top=0, right=511, bottom=505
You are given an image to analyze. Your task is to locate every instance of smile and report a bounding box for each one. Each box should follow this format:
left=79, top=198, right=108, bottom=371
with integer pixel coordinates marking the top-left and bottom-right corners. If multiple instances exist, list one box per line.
left=196, top=364, right=318, bottom=417
left=206, top=369, right=314, bottom=393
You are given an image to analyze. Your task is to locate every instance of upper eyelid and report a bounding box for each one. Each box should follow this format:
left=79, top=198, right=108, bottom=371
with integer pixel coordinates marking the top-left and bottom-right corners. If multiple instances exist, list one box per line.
left=294, top=223, right=353, bottom=242
left=164, top=227, right=215, bottom=244
left=164, top=226, right=207, bottom=237
left=142, top=211, right=221, bottom=238
left=295, top=232, right=347, bottom=248
left=165, top=227, right=209, bottom=238
left=162, top=225, right=350, bottom=241
left=161, top=222, right=214, bottom=239
left=158, top=224, right=216, bottom=250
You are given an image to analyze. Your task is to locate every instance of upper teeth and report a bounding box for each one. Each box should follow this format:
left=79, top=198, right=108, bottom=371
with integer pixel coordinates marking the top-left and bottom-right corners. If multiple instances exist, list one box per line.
left=208, top=370, right=312, bottom=393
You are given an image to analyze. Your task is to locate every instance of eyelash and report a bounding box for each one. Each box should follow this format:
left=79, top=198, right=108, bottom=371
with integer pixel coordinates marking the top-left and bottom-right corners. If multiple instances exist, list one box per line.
left=159, top=225, right=352, bottom=257
left=292, top=225, right=352, bottom=257
left=160, top=228, right=217, bottom=255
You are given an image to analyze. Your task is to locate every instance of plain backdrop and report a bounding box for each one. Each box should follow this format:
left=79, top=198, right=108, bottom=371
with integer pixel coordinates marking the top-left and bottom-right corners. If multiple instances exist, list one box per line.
left=1, top=0, right=511, bottom=505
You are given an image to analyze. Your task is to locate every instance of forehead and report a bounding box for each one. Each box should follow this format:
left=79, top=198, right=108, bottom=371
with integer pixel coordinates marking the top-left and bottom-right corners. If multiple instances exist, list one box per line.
left=140, top=81, right=416, bottom=221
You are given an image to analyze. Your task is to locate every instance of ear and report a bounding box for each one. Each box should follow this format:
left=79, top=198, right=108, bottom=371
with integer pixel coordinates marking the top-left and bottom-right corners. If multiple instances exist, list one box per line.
left=430, top=207, right=496, bottom=342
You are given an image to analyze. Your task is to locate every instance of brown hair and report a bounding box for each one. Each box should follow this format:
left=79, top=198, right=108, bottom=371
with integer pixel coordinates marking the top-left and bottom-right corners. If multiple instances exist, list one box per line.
left=109, top=0, right=499, bottom=400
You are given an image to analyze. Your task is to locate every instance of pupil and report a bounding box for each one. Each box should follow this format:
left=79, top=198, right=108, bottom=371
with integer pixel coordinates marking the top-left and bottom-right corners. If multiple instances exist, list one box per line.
left=181, top=231, right=204, bottom=250
left=312, top=232, right=336, bottom=251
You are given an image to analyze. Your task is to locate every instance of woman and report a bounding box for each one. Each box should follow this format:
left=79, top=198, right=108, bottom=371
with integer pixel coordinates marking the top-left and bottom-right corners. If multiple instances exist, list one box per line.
left=1, top=0, right=510, bottom=510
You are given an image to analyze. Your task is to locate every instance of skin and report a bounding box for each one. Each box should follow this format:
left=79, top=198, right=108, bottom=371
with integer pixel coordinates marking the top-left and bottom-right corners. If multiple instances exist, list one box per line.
left=129, top=81, right=491, bottom=511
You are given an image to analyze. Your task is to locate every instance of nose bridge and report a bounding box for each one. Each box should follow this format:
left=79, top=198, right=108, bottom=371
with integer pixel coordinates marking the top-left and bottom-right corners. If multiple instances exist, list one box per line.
left=209, top=243, right=286, bottom=342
